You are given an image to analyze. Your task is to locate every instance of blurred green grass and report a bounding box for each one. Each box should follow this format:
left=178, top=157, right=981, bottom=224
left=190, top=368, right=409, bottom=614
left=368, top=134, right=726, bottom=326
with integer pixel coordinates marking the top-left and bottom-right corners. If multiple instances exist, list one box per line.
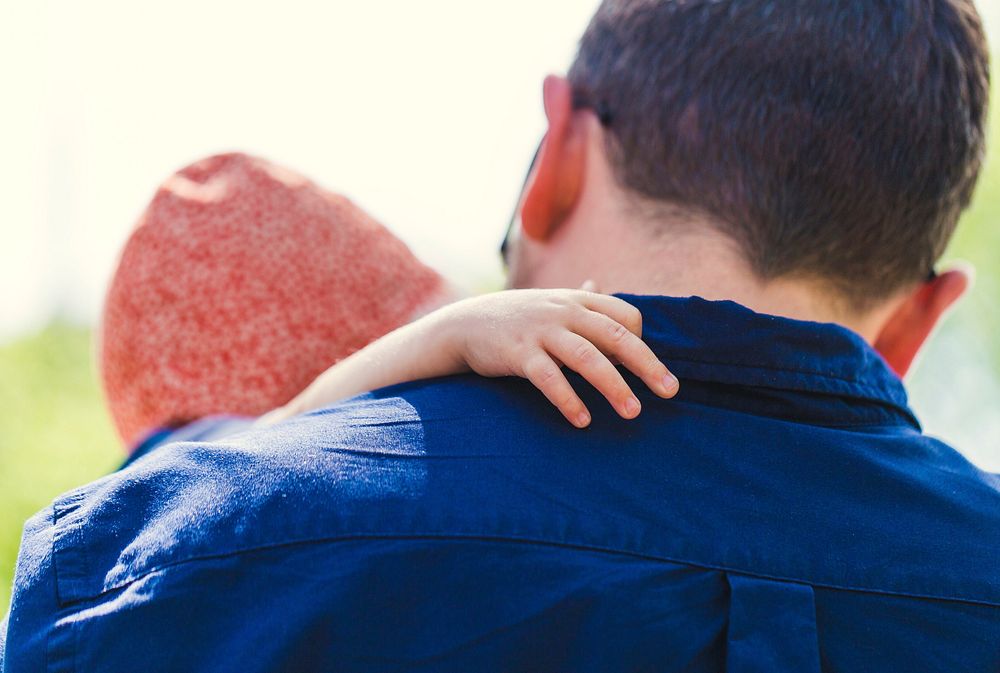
left=0, top=324, right=121, bottom=611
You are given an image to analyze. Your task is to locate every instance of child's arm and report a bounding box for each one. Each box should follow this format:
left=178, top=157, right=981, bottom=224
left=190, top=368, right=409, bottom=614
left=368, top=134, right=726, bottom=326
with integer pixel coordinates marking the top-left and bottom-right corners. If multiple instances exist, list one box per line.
left=261, top=289, right=678, bottom=429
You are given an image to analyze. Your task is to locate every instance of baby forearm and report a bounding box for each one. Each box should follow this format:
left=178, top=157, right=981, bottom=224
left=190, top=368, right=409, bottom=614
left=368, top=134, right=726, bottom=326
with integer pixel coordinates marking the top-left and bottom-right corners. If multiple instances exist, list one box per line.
left=264, top=308, right=469, bottom=424
left=260, top=290, right=675, bottom=430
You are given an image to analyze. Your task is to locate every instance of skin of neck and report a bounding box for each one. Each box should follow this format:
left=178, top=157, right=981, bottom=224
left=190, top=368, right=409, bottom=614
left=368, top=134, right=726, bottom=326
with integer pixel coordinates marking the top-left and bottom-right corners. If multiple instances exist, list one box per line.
left=506, top=118, right=901, bottom=343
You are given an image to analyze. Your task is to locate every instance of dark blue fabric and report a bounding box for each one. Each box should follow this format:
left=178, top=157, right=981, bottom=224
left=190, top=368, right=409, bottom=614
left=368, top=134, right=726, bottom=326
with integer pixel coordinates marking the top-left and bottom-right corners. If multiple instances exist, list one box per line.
left=3, top=296, right=999, bottom=672
left=123, top=415, right=256, bottom=469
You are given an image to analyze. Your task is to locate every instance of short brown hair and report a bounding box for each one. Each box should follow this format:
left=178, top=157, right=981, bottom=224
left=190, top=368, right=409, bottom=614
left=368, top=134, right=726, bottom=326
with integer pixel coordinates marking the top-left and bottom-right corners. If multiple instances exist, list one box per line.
left=569, top=0, right=990, bottom=308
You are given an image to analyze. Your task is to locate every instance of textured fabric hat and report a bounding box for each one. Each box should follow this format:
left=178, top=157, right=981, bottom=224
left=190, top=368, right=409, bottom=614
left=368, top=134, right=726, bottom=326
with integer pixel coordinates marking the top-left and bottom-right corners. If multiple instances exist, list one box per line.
left=100, top=152, right=450, bottom=448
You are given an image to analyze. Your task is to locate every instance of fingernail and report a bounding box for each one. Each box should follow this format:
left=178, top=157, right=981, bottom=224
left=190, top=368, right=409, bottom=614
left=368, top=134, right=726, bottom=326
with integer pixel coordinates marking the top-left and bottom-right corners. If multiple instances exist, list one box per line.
left=662, top=373, right=679, bottom=396
left=576, top=412, right=591, bottom=428
left=624, top=397, right=641, bottom=417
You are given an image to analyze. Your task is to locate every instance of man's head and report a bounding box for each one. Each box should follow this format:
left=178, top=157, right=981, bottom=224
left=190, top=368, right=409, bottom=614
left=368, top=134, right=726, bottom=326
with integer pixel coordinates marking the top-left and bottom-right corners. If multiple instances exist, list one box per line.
left=505, top=0, right=989, bottom=375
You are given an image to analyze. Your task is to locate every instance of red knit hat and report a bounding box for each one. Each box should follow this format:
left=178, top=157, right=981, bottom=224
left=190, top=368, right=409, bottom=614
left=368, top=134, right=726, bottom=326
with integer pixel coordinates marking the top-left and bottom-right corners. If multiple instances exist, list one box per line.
left=99, top=152, right=450, bottom=449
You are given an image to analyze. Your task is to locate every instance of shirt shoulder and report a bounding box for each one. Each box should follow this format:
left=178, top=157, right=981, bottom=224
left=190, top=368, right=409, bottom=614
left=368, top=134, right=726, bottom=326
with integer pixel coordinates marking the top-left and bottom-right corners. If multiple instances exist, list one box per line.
left=29, top=372, right=1000, bottom=609
left=40, top=375, right=554, bottom=605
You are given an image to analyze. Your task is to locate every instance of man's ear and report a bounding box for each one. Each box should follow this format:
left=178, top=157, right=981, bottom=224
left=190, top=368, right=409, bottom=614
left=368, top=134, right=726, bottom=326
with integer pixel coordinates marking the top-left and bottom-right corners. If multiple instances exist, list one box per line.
left=873, top=267, right=972, bottom=377
left=520, top=75, right=588, bottom=243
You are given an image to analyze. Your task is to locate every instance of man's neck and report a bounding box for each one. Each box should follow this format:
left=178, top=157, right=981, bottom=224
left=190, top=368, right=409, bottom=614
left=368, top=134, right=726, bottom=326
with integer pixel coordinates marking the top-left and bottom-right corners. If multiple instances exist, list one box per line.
left=529, top=221, right=892, bottom=342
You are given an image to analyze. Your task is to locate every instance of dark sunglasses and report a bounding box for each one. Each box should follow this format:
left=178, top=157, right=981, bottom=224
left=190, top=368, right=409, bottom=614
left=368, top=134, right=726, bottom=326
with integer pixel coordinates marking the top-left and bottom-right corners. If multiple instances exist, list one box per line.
left=499, top=142, right=541, bottom=264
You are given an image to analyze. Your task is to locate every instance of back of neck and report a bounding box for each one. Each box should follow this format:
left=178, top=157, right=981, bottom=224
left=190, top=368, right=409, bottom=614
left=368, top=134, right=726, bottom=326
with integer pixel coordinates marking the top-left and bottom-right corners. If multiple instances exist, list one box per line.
left=550, top=223, right=888, bottom=342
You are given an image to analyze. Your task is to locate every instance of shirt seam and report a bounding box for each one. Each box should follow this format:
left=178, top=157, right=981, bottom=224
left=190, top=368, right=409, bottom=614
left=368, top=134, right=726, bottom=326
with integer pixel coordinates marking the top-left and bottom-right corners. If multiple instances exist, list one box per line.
left=660, top=357, right=916, bottom=427
left=61, top=532, right=1000, bottom=610
left=672, top=395, right=910, bottom=429
left=663, top=356, right=901, bottom=399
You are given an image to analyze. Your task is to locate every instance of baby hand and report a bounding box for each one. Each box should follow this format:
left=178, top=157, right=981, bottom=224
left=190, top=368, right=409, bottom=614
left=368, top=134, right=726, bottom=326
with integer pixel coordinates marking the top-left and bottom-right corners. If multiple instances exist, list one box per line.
left=435, top=289, right=679, bottom=428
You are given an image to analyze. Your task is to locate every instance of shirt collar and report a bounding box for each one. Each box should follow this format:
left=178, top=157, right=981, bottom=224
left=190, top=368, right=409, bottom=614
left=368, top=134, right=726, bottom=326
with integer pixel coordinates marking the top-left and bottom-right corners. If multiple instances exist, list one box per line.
left=617, top=294, right=919, bottom=430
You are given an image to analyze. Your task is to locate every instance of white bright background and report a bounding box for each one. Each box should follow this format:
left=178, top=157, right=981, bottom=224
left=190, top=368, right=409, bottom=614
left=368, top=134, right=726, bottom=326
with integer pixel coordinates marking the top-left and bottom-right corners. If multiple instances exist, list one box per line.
left=2, top=0, right=999, bottom=468
left=1, top=0, right=603, bottom=339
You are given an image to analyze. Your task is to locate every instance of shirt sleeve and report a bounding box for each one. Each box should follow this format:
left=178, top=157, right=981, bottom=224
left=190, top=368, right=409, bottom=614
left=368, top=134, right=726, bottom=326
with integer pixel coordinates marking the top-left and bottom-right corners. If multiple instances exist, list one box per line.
left=2, top=507, right=61, bottom=673
left=0, top=612, right=8, bottom=669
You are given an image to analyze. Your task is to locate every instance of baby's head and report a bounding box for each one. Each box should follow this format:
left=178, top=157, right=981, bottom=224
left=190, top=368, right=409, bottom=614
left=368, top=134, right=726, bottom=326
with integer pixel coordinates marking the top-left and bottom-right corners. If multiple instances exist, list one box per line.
left=100, top=152, right=451, bottom=449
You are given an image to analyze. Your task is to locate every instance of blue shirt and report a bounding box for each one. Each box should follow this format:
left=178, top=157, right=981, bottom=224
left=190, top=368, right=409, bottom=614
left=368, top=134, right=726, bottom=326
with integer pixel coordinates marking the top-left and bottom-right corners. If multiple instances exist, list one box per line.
left=3, top=296, right=999, bottom=672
